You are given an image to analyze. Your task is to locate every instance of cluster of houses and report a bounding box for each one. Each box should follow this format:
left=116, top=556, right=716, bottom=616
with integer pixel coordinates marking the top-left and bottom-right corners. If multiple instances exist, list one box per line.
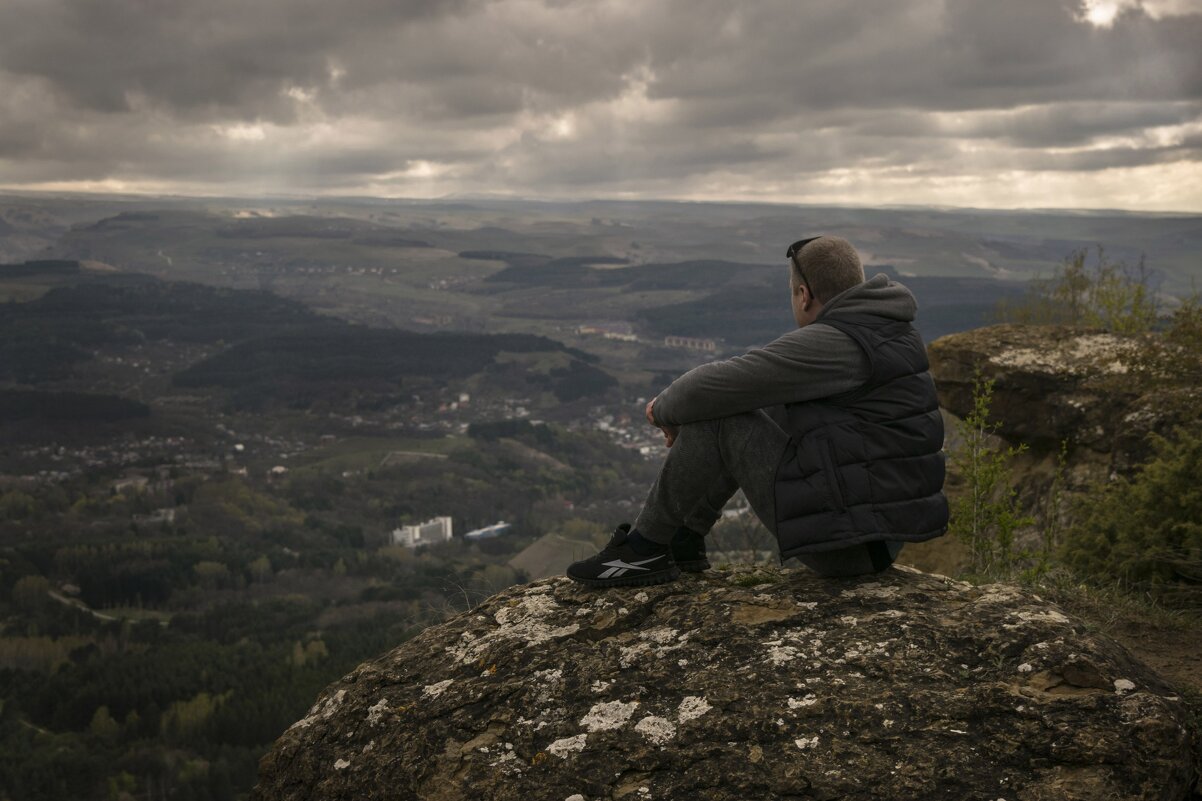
left=576, top=322, right=638, bottom=342
left=575, top=321, right=719, bottom=352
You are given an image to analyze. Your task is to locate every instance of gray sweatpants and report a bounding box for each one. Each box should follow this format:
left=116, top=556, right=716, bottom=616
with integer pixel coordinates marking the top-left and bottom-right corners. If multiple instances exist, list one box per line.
left=632, top=409, right=901, bottom=577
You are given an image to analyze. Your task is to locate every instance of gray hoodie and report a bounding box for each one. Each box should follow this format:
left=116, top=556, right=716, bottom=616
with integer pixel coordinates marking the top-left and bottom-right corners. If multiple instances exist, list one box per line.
left=651, top=274, right=919, bottom=427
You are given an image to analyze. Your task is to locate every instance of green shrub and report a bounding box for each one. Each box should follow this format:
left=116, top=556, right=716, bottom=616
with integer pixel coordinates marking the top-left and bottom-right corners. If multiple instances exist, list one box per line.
left=947, top=373, right=1034, bottom=577
left=1124, top=293, right=1202, bottom=415
left=1060, top=425, right=1202, bottom=605
left=998, top=246, right=1158, bottom=334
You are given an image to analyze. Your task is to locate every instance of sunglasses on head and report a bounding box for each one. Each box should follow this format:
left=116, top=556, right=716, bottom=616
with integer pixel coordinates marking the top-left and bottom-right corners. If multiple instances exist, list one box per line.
left=786, top=236, right=822, bottom=294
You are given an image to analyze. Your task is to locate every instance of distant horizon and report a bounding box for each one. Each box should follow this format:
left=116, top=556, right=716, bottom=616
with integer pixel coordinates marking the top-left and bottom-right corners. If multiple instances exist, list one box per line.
left=3, top=187, right=1200, bottom=219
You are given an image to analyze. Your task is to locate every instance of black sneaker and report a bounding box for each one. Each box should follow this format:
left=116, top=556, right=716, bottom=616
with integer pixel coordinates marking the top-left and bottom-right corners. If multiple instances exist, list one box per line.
left=566, top=524, right=680, bottom=587
left=672, top=526, right=711, bottom=573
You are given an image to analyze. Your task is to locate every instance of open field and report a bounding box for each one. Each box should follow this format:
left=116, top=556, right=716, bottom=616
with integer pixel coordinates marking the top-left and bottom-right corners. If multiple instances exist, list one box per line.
left=288, top=435, right=464, bottom=475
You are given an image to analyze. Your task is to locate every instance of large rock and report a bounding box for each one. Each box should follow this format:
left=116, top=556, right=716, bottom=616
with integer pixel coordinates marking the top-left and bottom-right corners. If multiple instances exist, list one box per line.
left=929, top=324, right=1200, bottom=502
left=931, top=325, right=1131, bottom=444
left=254, top=567, right=1197, bottom=801
left=927, top=323, right=1185, bottom=451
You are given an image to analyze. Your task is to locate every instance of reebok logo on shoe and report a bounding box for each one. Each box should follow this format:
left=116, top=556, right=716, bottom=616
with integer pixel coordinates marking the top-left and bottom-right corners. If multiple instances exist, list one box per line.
left=596, top=554, right=667, bottom=579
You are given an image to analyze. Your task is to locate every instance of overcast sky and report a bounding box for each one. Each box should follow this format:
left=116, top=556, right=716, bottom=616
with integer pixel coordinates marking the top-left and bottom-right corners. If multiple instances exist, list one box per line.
left=1, top=0, right=1200, bottom=211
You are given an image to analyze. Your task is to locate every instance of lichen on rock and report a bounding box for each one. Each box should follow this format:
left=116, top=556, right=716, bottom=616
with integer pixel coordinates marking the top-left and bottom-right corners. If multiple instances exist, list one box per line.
left=253, top=566, right=1197, bottom=801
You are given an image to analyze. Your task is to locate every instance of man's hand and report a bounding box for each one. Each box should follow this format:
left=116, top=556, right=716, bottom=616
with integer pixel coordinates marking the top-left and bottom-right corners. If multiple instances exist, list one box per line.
left=646, top=398, right=679, bottom=448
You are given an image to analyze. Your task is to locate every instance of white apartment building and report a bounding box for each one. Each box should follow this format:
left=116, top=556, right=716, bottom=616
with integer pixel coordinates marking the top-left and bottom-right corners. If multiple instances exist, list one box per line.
left=391, top=516, right=453, bottom=548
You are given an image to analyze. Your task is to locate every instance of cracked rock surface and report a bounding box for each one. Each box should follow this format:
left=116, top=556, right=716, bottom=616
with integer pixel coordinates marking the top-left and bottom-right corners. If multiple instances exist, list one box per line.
left=253, top=566, right=1197, bottom=801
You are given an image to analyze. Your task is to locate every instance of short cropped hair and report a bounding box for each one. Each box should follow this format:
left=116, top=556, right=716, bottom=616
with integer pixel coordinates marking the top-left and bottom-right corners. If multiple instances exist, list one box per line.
left=789, top=236, right=865, bottom=304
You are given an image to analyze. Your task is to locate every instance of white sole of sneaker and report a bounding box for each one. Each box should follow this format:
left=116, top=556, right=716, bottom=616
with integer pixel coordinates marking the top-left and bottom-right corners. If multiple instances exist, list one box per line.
left=566, top=566, right=682, bottom=588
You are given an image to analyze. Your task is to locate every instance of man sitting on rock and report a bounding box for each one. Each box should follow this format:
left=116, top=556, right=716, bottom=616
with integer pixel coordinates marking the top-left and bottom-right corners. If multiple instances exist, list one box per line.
left=567, top=235, right=948, bottom=587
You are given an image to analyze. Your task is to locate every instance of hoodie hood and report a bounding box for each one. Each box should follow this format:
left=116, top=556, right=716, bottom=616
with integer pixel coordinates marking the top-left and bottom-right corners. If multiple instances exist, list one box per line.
left=816, top=273, right=917, bottom=323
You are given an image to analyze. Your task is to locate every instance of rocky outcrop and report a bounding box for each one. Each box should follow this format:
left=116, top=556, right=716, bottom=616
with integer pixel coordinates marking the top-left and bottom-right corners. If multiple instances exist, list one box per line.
left=929, top=324, right=1199, bottom=497
left=254, top=567, right=1197, bottom=801
left=931, top=325, right=1137, bottom=448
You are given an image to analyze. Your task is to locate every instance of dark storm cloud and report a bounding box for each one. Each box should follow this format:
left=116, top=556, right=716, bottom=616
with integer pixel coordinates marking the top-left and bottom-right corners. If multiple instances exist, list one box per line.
left=0, top=0, right=1199, bottom=208
left=0, top=0, right=479, bottom=117
left=645, top=0, right=1200, bottom=109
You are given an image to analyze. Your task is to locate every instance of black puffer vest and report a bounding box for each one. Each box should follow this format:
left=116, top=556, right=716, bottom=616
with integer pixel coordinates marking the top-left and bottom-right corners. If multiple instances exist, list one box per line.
left=774, top=310, right=948, bottom=559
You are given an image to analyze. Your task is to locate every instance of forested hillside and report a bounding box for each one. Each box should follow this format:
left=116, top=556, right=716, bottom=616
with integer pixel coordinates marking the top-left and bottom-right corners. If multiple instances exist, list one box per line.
left=0, top=261, right=646, bottom=800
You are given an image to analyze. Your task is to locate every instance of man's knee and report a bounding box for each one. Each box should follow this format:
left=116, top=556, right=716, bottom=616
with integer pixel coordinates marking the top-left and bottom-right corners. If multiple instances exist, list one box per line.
left=715, top=410, right=788, bottom=459
left=715, top=410, right=774, bottom=439
left=673, top=417, right=721, bottom=445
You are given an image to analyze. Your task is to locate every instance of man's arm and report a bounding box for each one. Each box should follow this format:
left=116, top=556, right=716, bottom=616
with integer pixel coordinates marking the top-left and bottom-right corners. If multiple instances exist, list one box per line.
left=651, top=323, right=869, bottom=427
